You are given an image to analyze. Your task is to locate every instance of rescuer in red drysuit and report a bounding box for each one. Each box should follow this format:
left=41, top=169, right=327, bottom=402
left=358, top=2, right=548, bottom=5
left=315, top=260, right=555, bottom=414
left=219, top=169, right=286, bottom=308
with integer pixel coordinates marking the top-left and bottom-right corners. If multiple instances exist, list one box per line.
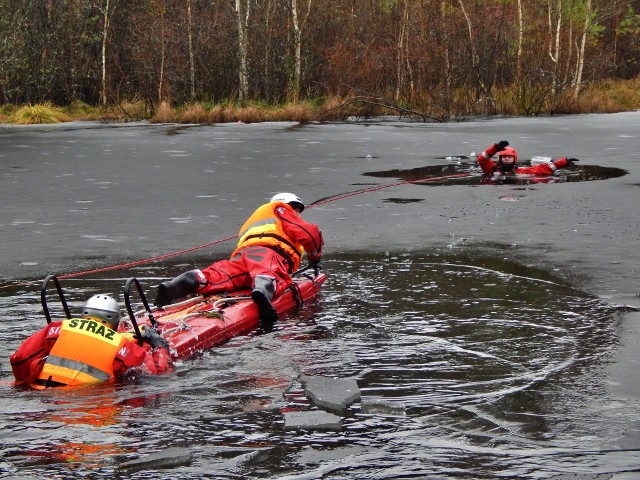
left=10, top=294, right=172, bottom=389
left=478, top=140, right=579, bottom=176
left=154, top=193, right=323, bottom=326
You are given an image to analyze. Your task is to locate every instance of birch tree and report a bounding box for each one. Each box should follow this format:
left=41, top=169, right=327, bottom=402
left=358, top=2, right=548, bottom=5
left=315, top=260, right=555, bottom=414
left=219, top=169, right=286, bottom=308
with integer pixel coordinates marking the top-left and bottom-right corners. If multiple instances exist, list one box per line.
left=187, top=0, right=195, bottom=99
left=101, top=0, right=111, bottom=105
left=395, top=0, right=414, bottom=102
left=289, top=0, right=313, bottom=102
left=440, top=0, right=452, bottom=116
left=516, top=0, right=523, bottom=78
left=547, top=0, right=563, bottom=94
left=157, top=0, right=168, bottom=102
left=234, top=0, right=251, bottom=101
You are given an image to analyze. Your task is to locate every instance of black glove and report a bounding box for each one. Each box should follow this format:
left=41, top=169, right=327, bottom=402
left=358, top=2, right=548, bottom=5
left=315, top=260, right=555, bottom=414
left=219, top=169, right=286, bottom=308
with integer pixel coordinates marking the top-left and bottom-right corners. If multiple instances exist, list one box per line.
left=309, top=257, right=323, bottom=273
left=494, top=140, right=509, bottom=152
left=566, top=157, right=579, bottom=165
left=141, top=326, right=169, bottom=350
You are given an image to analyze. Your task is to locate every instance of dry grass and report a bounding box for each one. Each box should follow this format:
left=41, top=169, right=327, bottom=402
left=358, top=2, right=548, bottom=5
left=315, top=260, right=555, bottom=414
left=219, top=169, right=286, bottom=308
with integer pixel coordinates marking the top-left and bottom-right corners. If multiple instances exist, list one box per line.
left=232, top=106, right=265, bottom=123
left=264, top=103, right=314, bottom=122
left=2, top=79, right=639, bottom=125
left=63, top=100, right=151, bottom=122
left=0, top=104, right=17, bottom=117
left=565, top=78, right=640, bottom=113
left=117, top=100, right=151, bottom=120
left=180, top=103, right=209, bottom=123
left=150, top=101, right=317, bottom=124
left=7, top=102, right=72, bottom=124
left=208, top=105, right=226, bottom=123
left=151, top=101, right=174, bottom=123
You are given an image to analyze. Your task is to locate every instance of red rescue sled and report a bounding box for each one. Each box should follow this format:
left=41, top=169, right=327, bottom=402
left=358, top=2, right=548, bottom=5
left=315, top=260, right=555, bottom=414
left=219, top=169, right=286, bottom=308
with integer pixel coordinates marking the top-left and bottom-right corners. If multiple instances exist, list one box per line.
left=121, top=269, right=327, bottom=359
left=40, top=269, right=327, bottom=361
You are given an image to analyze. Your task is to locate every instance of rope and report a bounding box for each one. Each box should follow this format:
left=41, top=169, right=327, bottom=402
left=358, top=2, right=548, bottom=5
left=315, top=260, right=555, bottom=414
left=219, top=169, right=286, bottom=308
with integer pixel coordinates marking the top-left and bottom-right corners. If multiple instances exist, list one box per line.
left=308, top=173, right=471, bottom=207
left=1, top=172, right=470, bottom=289
left=55, top=234, right=237, bottom=280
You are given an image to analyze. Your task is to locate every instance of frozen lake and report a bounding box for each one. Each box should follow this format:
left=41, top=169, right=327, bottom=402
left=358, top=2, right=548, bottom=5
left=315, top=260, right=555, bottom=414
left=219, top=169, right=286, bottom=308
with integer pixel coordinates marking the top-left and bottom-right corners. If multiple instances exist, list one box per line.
left=1, top=114, right=639, bottom=478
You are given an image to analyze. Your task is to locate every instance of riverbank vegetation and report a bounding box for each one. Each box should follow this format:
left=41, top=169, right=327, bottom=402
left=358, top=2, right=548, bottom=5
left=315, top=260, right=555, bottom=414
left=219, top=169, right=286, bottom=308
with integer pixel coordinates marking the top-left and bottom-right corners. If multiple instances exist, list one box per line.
left=1, top=1, right=639, bottom=124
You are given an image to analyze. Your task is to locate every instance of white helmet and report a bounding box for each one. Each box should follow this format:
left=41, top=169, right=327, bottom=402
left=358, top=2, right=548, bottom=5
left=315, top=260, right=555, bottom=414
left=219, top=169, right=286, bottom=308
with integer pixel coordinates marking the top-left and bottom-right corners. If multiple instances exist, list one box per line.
left=270, top=192, right=304, bottom=212
left=82, top=294, right=121, bottom=330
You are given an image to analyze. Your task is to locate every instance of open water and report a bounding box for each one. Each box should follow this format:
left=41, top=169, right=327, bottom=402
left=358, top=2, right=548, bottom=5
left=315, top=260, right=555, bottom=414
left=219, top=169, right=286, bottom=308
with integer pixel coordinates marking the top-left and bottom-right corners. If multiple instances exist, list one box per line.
left=1, top=251, right=635, bottom=479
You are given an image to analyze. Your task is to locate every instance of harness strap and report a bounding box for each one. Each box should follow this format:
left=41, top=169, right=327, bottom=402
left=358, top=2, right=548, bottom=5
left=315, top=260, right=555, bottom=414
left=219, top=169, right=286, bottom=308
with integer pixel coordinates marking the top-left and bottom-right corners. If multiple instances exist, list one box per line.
left=289, top=282, right=303, bottom=311
left=264, top=245, right=296, bottom=273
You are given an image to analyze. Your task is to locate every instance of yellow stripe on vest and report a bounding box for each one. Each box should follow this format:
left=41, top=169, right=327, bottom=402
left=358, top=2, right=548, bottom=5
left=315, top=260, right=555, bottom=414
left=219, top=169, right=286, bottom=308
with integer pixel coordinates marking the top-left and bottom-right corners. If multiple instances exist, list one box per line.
left=36, top=318, right=127, bottom=387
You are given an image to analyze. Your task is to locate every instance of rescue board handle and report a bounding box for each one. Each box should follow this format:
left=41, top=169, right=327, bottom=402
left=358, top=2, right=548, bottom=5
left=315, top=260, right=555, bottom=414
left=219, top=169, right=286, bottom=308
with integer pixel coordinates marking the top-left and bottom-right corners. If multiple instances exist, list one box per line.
left=40, top=274, right=72, bottom=324
left=123, top=277, right=157, bottom=345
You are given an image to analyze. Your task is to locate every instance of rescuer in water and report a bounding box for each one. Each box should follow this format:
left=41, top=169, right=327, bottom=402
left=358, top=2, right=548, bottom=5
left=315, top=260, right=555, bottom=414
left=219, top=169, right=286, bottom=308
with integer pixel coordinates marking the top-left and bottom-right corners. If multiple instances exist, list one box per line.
left=11, top=294, right=171, bottom=388
left=478, top=140, right=579, bottom=176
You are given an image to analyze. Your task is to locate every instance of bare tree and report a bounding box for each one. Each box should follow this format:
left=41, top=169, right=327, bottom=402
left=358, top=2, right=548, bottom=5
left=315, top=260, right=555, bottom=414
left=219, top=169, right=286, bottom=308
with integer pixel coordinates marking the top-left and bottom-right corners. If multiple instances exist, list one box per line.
left=456, top=0, right=485, bottom=95
left=2, top=0, right=639, bottom=112
left=395, top=0, right=414, bottom=102
left=187, top=0, right=195, bottom=99
left=516, top=0, right=523, bottom=79
left=289, top=0, right=313, bottom=101
left=547, top=0, right=563, bottom=94
left=234, top=0, right=251, bottom=101
left=101, top=0, right=111, bottom=105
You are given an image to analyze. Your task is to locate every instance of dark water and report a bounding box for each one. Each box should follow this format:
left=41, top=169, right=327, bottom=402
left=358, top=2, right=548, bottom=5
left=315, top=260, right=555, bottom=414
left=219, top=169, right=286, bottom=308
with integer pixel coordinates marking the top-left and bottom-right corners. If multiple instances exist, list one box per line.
left=0, top=252, right=635, bottom=479
left=364, top=162, right=628, bottom=186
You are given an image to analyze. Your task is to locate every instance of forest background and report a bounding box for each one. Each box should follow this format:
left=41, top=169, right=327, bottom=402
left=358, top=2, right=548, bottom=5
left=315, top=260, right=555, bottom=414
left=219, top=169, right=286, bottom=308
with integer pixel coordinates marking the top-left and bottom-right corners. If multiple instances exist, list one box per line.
left=1, top=0, right=639, bottom=124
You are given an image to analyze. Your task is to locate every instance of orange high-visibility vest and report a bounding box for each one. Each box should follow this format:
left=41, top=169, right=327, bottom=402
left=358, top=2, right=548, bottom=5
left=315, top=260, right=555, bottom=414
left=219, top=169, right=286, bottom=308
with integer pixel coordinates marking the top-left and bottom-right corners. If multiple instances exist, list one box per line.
left=34, top=318, right=129, bottom=388
left=232, top=202, right=304, bottom=270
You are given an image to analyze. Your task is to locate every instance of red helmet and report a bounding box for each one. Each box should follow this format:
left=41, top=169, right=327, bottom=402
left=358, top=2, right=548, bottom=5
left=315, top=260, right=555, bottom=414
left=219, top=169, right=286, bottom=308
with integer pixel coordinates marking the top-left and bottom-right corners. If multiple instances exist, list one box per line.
left=498, top=146, right=518, bottom=164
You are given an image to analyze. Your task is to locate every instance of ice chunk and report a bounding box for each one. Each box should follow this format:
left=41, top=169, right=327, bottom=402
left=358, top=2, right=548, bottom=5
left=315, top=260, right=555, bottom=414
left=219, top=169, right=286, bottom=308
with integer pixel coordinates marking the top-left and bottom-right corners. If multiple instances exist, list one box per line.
left=284, top=411, right=343, bottom=431
left=301, top=374, right=361, bottom=413
left=118, top=447, right=193, bottom=472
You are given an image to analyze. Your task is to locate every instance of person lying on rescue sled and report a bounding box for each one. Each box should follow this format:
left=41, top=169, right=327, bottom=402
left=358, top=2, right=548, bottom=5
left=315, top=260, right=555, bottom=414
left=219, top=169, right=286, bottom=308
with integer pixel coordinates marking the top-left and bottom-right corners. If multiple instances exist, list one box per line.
left=478, top=140, right=579, bottom=176
left=10, top=294, right=171, bottom=389
left=155, top=192, right=323, bottom=326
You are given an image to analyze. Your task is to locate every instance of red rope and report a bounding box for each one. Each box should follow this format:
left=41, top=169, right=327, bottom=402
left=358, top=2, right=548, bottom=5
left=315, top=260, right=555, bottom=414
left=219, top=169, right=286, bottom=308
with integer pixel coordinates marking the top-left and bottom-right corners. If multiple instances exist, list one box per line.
left=56, top=234, right=239, bottom=280
left=1, top=172, right=470, bottom=289
left=309, top=173, right=471, bottom=207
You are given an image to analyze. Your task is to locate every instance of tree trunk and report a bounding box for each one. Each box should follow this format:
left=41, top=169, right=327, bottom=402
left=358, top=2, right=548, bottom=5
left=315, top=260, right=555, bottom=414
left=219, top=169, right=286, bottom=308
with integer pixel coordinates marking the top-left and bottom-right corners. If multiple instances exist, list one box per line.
left=547, top=0, right=562, bottom=95
left=564, top=16, right=573, bottom=86
left=290, top=0, right=312, bottom=102
left=291, top=0, right=301, bottom=102
left=235, top=0, right=250, bottom=102
left=187, top=0, right=195, bottom=99
left=457, top=0, right=484, bottom=97
left=158, top=0, right=166, bottom=103
left=101, top=0, right=110, bottom=105
left=264, top=0, right=273, bottom=97
left=574, top=0, right=591, bottom=99
left=441, top=0, right=452, bottom=116
left=458, top=0, right=477, bottom=70
left=395, top=0, right=413, bottom=102
left=516, top=0, right=523, bottom=79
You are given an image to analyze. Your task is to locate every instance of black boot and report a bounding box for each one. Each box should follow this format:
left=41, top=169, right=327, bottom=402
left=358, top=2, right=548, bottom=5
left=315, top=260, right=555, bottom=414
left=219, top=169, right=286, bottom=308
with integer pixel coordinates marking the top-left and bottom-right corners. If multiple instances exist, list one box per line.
left=251, top=275, right=278, bottom=328
left=155, top=271, right=201, bottom=307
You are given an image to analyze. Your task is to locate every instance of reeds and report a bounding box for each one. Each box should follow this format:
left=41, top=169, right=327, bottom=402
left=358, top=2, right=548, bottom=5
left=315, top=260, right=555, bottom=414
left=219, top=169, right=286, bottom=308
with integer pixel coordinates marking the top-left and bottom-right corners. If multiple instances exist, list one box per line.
left=150, top=101, right=318, bottom=124
left=2, top=79, right=639, bottom=125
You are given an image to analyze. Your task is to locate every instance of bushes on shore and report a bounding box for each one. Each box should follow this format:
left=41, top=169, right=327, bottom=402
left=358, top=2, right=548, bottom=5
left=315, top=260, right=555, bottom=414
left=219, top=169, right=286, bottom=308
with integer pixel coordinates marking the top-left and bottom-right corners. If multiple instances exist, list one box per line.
left=2, top=78, right=639, bottom=125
